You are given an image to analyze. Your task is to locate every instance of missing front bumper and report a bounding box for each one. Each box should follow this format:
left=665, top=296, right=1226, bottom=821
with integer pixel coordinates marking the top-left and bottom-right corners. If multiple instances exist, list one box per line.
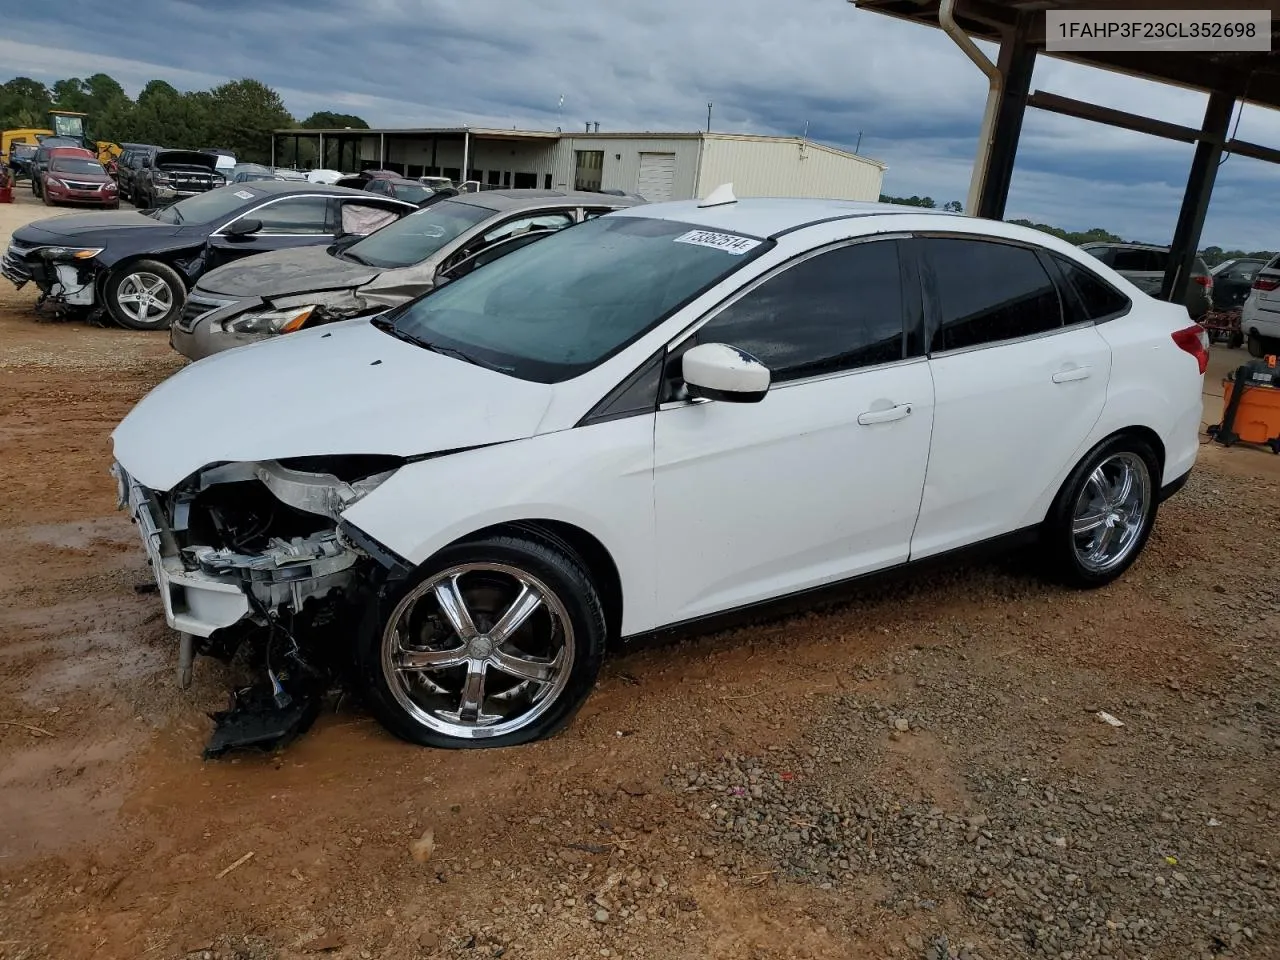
left=115, top=463, right=362, bottom=638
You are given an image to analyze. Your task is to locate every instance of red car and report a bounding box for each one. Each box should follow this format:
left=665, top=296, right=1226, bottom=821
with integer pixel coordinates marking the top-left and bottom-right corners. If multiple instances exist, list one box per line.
left=42, top=154, right=119, bottom=209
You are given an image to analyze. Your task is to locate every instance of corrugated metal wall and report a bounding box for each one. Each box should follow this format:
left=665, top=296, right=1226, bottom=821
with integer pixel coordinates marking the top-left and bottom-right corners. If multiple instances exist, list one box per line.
left=554, top=137, right=703, bottom=199
left=695, top=136, right=884, bottom=201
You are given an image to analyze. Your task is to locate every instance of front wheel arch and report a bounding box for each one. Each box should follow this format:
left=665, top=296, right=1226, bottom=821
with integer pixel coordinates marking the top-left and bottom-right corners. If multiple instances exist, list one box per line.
left=448, top=519, right=624, bottom=642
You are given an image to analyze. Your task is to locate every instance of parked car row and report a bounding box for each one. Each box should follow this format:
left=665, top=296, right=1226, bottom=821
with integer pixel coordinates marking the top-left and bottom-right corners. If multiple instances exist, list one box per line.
left=3, top=182, right=418, bottom=327
left=103, top=192, right=1208, bottom=752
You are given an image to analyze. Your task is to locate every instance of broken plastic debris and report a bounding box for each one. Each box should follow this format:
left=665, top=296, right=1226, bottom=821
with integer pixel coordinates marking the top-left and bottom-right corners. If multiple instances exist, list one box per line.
left=1165, top=856, right=1178, bottom=865
left=1208, top=817, right=1223, bottom=827
left=1096, top=711, right=1125, bottom=727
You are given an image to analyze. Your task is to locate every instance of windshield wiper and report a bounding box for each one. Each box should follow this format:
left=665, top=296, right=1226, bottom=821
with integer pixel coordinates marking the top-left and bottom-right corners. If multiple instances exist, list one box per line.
left=340, top=249, right=371, bottom=265
left=420, top=343, right=511, bottom=373
left=368, top=316, right=509, bottom=372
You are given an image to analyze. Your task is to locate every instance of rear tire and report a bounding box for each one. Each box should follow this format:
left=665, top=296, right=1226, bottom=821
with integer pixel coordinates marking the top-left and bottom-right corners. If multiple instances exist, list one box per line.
left=104, top=260, right=185, bottom=330
left=1248, top=330, right=1266, bottom=358
left=1042, top=434, right=1161, bottom=589
left=356, top=533, right=607, bottom=749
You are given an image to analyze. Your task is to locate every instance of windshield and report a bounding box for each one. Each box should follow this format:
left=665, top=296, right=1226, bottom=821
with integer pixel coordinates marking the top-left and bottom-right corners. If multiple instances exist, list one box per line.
left=148, top=185, right=262, bottom=225
left=342, top=199, right=491, bottom=267
left=383, top=215, right=770, bottom=382
left=50, top=158, right=105, bottom=175
left=391, top=182, right=433, bottom=204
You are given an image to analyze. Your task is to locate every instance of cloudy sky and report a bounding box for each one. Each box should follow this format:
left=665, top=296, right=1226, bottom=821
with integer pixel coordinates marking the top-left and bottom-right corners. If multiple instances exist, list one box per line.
left=7, top=0, right=1280, bottom=249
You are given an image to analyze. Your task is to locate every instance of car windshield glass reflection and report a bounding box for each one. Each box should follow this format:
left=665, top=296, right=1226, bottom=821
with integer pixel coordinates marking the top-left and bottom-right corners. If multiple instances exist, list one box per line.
left=383, top=215, right=768, bottom=383
left=342, top=200, right=492, bottom=268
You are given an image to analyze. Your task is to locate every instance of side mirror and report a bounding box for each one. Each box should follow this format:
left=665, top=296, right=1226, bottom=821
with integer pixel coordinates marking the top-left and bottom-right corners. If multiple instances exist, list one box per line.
left=224, top=218, right=263, bottom=238
left=682, top=342, right=770, bottom=403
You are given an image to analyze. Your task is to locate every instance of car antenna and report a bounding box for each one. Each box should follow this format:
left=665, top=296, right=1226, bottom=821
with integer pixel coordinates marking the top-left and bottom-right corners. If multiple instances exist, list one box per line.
left=698, top=183, right=737, bottom=208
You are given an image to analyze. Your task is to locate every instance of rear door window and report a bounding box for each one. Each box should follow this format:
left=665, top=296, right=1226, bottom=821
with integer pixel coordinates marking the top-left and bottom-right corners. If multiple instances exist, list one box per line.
left=921, top=238, right=1062, bottom=352
left=1051, top=255, right=1131, bottom=323
left=249, top=196, right=332, bottom=235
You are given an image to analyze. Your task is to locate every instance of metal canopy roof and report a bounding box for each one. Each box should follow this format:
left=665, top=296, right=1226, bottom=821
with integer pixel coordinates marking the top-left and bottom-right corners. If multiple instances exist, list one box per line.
left=853, top=0, right=1280, bottom=110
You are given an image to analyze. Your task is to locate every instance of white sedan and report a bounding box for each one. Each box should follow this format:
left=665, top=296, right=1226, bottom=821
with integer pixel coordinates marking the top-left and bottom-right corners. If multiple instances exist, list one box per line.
left=110, top=190, right=1207, bottom=749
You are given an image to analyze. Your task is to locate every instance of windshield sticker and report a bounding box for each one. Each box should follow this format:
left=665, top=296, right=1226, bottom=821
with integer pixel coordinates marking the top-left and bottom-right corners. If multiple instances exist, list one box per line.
left=234, top=189, right=256, bottom=200
left=673, top=230, right=761, bottom=255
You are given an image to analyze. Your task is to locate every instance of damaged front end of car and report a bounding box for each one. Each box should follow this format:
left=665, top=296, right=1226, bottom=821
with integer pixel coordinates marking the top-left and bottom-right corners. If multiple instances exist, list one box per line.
left=1, top=242, right=103, bottom=315
left=113, top=454, right=410, bottom=758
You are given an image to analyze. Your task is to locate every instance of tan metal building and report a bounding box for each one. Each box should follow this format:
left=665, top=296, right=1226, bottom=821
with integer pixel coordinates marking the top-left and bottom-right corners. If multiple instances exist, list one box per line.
left=271, top=127, right=886, bottom=203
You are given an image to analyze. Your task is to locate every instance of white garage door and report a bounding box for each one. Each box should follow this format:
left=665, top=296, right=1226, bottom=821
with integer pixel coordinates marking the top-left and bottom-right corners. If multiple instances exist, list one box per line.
left=636, top=152, right=677, bottom=202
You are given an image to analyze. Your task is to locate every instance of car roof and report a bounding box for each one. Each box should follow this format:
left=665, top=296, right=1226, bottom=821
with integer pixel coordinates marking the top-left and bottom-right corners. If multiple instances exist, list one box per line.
left=225, top=180, right=415, bottom=200
left=607, top=197, right=961, bottom=238
left=451, top=189, right=645, bottom=213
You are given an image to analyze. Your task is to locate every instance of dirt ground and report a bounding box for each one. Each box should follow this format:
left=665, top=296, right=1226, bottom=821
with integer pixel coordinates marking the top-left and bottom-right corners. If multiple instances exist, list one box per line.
left=0, top=192, right=1276, bottom=960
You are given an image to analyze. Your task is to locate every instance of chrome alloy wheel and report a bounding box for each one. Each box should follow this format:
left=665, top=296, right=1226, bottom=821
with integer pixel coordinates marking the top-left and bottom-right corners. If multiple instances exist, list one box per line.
left=1070, top=452, right=1151, bottom=574
left=115, top=271, right=173, bottom=326
left=380, top=563, right=575, bottom=739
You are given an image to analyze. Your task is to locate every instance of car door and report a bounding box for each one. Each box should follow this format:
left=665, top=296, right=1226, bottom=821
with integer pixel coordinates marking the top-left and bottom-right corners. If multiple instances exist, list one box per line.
left=204, top=195, right=336, bottom=270
left=909, top=235, right=1113, bottom=560
left=651, top=236, right=935, bottom=623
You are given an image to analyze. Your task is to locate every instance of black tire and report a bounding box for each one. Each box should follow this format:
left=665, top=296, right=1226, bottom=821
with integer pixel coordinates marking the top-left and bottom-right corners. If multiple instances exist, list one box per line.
left=356, top=533, right=607, bottom=749
left=1042, top=434, right=1161, bottom=589
left=104, top=259, right=185, bottom=330
left=1247, top=330, right=1266, bottom=358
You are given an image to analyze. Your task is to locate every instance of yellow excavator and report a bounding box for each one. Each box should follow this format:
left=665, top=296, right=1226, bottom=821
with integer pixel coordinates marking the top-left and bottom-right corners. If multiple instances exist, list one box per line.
left=2, top=110, right=122, bottom=177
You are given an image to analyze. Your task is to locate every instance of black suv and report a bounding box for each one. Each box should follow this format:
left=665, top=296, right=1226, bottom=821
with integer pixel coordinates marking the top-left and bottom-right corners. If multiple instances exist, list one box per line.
left=115, top=144, right=161, bottom=203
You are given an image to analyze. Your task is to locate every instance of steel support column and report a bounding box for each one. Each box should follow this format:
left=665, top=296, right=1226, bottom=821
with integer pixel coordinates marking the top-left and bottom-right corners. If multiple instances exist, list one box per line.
left=976, top=15, right=1036, bottom=220
left=1161, top=91, right=1235, bottom=304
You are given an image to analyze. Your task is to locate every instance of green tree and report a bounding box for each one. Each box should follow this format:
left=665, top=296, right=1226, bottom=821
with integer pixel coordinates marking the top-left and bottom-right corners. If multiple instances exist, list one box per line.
left=880, top=194, right=936, bottom=208
left=204, top=79, right=293, bottom=163
left=300, top=111, right=369, bottom=129
left=0, top=76, right=52, bottom=129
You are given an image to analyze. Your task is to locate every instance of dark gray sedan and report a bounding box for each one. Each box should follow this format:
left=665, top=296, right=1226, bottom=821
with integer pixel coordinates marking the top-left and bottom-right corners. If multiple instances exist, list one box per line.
left=170, top=190, right=643, bottom=360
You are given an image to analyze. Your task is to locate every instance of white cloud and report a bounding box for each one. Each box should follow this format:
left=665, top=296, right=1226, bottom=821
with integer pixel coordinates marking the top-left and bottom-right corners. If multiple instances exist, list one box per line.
left=4, top=0, right=1280, bottom=249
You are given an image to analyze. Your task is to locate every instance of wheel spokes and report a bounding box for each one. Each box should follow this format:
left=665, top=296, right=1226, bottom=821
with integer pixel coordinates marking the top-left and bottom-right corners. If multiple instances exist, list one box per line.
left=397, top=644, right=469, bottom=672
left=455, top=659, right=489, bottom=724
left=434, top=575, right=478, bottom=640
left=381, top=562, right=577, bottom=738
left=490, top=645, right=561, bottom=683
left=1073, top=510, right=1109, bottom=535
left=488, top=582, right=543, bottom=645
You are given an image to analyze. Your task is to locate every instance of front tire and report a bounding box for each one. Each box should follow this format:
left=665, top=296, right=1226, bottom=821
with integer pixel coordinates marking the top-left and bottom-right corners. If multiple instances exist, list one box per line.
left=105, top=260, right=185, bottom=330
left=357, top=533, right=607, bottom=749
left=1043, top=435, right=1160, bottom=588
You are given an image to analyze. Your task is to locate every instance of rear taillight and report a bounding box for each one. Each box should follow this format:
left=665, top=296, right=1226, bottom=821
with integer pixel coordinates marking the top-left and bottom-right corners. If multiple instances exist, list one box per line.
left=1194, top=275, right=1212, bottom=289
left=1253, top=277, right=1280, bottom=291
left=1172, top=324, right=1210, bottom=375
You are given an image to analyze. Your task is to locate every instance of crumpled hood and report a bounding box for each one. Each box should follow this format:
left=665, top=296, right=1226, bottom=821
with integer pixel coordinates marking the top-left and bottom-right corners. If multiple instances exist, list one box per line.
left=111, top=318, right=555, bottom=491
left=15, top=211, right=178, bottom=242
left=196, top=245, right=378, bottom=299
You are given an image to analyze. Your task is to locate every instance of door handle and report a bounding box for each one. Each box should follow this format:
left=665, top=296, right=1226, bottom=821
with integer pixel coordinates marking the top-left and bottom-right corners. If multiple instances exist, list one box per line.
left=857, top=403, right=912, bottom=426
left=1052, top=365, right=1092, bottom=384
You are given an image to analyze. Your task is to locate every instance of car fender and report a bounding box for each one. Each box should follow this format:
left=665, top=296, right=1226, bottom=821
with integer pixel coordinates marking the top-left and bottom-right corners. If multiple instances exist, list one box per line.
left=340, top=418, right=659, bottom=636
left=1016, top=367, right=1200, bottom=531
